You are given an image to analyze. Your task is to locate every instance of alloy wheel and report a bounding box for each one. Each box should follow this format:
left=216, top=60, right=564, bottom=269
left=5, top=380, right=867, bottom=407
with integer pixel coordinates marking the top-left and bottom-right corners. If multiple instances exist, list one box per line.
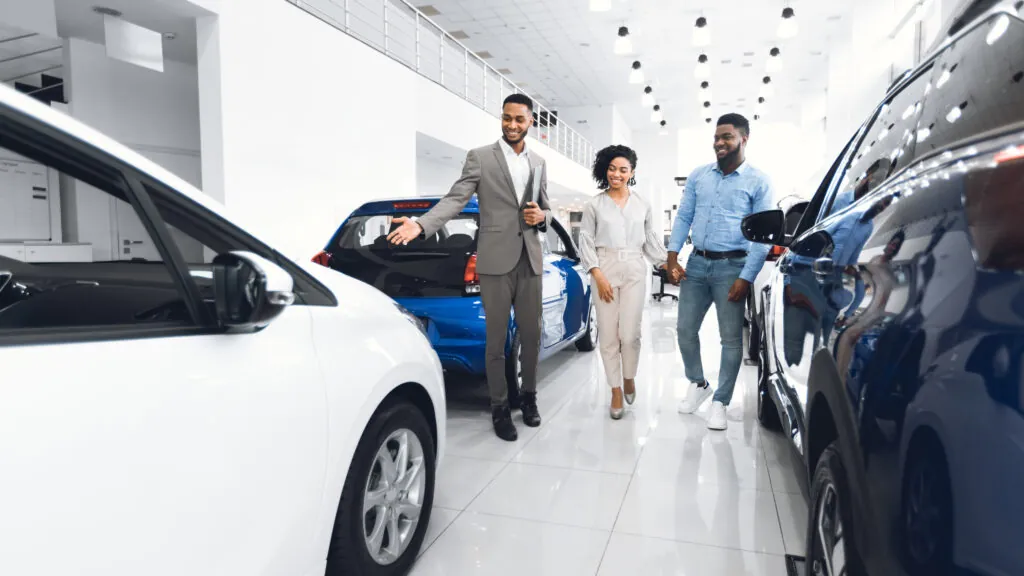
left=589, top=304, right=598, bottom=343
left=812, top=481, right=847, bottom=576
left=362, top=428, right=426, bottom=565
left=905, top=463, right=943, bottom=564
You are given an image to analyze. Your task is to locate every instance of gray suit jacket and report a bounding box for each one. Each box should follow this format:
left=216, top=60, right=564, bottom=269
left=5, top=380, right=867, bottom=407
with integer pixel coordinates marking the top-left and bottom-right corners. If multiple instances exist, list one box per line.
left=417, top=141, right=551, bottom=276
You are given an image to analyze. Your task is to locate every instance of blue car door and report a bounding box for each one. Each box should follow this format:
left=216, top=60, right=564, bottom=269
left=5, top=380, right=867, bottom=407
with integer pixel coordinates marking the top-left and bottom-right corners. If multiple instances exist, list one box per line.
left=541, top=247, right=567, bottom=349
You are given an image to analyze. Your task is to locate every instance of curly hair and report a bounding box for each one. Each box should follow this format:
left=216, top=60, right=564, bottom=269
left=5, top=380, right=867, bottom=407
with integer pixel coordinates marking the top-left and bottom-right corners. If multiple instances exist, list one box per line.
left=592, top=144, right=638, bottom=190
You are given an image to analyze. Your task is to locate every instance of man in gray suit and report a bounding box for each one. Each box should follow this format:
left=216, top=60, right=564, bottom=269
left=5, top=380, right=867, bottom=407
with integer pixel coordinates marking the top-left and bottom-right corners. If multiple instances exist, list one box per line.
left=388, top=94, right=550, bottom=442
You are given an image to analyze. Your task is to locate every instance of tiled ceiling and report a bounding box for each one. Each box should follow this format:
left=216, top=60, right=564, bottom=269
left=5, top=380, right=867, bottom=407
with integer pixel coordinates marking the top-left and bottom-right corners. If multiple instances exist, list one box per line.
left=0, top=22, right=63, bottom=86
left=414, top=0, right=856, bottom=131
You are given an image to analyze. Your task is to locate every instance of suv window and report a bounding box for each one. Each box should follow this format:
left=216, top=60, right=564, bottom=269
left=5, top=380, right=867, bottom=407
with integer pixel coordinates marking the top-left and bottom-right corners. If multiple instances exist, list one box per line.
left=823, top=66, right=934, bottom=219
left=915, top=12, right=1024, bottom=157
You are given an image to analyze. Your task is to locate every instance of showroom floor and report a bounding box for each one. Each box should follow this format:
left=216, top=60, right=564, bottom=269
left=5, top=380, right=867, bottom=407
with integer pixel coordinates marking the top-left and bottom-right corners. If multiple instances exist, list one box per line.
left=409, top=298, right=810, bottom=576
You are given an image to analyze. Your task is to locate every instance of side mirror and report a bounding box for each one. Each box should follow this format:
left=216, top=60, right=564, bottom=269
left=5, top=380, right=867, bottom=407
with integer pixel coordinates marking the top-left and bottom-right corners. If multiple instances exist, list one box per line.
left=213, top=251, right=295, bottom=332
left=793, top=230, right=835, bottom=258
left=741, top=210, right=787, bottom=245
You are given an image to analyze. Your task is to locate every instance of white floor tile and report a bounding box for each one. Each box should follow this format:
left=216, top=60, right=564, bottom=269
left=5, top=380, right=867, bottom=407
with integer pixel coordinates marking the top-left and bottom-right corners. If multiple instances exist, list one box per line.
left=418, top=507, right=460, bottom=557
left=598, top=533, right=788, bottom=576
left=468, top=463, right=631, bottom=530
left=433, top=455, right=507, bottom=510
left=635, top=436, right=774, bottom=493
left=774, top=491, right=809, bottom=556
left=409, top=512, right=609, bottom=576
left=513, top=416, right=647, bottom=475
left=444, top=410, right=540, bottom=462
left=614, top=474, right=786, bottom=555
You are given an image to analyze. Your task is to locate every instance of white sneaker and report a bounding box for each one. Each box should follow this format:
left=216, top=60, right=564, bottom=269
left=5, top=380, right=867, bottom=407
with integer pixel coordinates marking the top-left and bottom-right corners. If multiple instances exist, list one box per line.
left=707, top=401, right=728, bottom=430
left=677, top=383, right=713, bottom=414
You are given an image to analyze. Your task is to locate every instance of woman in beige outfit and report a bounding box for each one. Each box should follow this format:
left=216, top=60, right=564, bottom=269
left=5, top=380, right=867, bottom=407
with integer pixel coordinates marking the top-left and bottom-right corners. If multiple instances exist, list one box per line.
left=579, top=145, right=668, bottom=419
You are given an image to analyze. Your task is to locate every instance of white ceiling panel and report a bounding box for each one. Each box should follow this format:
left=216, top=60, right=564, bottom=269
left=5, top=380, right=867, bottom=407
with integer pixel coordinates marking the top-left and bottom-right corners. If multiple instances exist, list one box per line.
left=413, top=0, right=856, bottom=132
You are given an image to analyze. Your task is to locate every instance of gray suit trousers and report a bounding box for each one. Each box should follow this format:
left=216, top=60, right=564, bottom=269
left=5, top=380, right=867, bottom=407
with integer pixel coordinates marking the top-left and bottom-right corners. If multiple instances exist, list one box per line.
left=479, top=245, right=542, bottom=407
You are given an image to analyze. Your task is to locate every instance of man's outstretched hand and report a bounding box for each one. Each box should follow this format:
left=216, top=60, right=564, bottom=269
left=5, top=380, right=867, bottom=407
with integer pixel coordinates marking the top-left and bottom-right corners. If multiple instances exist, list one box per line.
left=387, top=217, right=423, bottom=245
left=523, top=202, right=545, bottom=226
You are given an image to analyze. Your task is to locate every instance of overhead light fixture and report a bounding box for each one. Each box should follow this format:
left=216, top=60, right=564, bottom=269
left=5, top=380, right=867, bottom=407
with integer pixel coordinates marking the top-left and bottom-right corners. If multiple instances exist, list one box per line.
left=760, top=76, right=775, bottom=98
left=705, top=117, right=713, bottom=124
left=589, top=0, right=612, bottom=11
left=693, top=16, right=711, bottom=47
left=754, top=114, right=762, bottom=121
left=767, top=47, right=783, bottom=73
left=703, top=101, right=712, bottom=109
left=642, top=86, right=655, bottom=107
left=615, top=26, right=633, bottom=55
left=778, top=7, right=798, bottom=38
left=695, top=54, right=710, bottom=79
left=987, top=13, right=1010, bottom=45
left=698, top=81, right=711, bottom=102
left=630, top=61, right=644, bottom=84
left=651, top=104, right=663, bottom=123
left=660, top=120, right=669, bottom=135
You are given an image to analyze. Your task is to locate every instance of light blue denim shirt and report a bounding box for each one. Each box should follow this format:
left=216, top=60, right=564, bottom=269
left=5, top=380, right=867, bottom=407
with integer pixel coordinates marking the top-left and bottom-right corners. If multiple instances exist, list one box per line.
left=668, top=161, right=774, bottom=283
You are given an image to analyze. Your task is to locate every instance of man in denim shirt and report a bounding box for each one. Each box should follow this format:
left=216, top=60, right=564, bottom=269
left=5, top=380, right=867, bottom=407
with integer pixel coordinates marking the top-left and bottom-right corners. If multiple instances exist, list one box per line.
left=667, top=113, right=773, bottom=430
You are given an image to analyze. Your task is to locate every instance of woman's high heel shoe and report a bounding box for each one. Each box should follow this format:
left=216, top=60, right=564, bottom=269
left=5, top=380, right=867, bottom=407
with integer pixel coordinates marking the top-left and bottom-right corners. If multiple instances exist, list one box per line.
left=624, top=381, right=636, bottom=405
left=610, top=388, right=624, bottom=420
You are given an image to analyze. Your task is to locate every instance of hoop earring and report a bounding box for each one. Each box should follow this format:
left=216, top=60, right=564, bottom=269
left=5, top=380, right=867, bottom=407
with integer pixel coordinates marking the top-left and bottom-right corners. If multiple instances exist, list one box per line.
left=628, top=176, right=637, bottom=186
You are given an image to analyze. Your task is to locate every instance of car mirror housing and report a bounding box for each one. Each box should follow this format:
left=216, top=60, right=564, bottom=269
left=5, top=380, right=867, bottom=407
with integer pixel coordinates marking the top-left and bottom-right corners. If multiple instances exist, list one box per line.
left=741, top=210, right=787, bottom=245
left=213, top=251, right=295, bottom=333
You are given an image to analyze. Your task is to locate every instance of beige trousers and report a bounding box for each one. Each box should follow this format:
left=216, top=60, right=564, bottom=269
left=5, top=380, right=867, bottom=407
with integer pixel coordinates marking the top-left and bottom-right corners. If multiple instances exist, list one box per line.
left=593, top=248, right=648, bottom=389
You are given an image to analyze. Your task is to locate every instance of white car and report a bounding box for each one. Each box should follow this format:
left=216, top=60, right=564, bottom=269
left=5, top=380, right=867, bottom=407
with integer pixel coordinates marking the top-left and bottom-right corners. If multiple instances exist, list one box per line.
left=0, top=84, right=445, bottom=576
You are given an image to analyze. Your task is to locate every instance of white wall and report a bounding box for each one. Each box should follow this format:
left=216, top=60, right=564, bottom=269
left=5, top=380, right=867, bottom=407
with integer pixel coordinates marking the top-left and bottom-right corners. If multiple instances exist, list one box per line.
left=63, top=36, right=201, bottom=261
left=198, top=0, right=593, bottom=261
left=0, top=0, right=56, bottom=36
left=416, top=156, right=462, bottom=198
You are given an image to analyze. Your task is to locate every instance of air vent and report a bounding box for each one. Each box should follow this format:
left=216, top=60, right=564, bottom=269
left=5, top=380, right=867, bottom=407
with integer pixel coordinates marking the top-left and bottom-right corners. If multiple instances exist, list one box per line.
left=477, top=51, right=493, bottom=59
left=741, top=62, right=753, bottom=68
left=418, top=5, right=441, bottom=16
left=450, top=30, right=470, bottom=40
left=743, top=51, right=756, bottom=57
left=721, top=59, right=733, bottom=64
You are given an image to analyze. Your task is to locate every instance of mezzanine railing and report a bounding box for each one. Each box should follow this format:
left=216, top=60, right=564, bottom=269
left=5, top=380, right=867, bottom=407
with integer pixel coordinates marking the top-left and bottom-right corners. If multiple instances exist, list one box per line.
left=286, top=0, right=596, bottom=168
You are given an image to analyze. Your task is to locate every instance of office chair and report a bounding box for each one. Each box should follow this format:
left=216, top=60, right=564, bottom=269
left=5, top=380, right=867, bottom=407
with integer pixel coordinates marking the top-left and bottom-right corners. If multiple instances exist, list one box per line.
left=652, top=266, right=678, bottom=302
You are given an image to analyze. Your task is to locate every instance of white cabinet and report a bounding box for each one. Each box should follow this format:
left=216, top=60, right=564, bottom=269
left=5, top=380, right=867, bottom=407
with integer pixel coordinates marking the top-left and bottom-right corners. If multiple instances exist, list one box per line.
left=0, top=157, right=51, bottom=242
left=0, top=243, right=93, bottom=263
left=0, top=244, right=27, bottom=261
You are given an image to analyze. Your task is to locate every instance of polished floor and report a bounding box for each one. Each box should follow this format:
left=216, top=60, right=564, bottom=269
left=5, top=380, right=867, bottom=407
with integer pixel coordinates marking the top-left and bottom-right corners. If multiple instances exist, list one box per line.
left=411, top=294, right=810, bottom=576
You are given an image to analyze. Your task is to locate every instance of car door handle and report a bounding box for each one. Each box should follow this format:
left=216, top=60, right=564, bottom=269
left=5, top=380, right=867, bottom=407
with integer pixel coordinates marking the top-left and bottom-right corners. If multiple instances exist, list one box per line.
left=813, top=257, right=834, bottom=278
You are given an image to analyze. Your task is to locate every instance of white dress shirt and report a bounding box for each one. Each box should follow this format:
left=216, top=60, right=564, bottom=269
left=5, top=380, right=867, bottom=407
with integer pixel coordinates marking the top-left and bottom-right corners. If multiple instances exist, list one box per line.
left=499, top=138, right=531, bottom=204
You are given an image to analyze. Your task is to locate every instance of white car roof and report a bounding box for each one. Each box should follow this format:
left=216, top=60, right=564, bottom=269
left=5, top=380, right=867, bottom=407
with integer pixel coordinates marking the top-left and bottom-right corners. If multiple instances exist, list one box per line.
left=0, top=83, right=280, bottom=254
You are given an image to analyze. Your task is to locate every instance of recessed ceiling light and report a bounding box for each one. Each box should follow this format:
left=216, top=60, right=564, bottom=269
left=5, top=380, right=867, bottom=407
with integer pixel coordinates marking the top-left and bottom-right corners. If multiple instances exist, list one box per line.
left=163, top=32, right=176, bottom=40
left=721, top=59, right=732, bottom=64
left=741, top=62, right=753, bottom=68
left=580, top=42, right=590, bottom=47
left=743, top=51, right=756, bottom=57
left=92, top=6, right=122, bottom=17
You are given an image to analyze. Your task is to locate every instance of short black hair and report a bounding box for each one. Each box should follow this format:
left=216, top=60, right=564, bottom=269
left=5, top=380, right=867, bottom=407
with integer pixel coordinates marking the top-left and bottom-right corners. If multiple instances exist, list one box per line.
left=503, top=93, right=534, bottom=112
left=717, top=113, right=750, bottom=136
left=592, top=144, right=638, bottom=189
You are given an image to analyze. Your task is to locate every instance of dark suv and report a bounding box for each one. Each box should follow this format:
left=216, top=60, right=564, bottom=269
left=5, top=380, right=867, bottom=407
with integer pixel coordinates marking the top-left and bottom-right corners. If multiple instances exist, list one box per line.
left=742, top=2, right=1024, bottom=575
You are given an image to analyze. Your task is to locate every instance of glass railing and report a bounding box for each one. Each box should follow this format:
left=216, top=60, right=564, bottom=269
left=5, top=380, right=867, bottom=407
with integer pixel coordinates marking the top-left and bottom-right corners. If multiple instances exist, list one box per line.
left=286, top=0, right=595, bottom=168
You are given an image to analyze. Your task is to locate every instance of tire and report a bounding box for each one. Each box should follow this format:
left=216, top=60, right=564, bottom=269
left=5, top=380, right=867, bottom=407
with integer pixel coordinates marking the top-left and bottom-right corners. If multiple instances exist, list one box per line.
left=325, top=401, right=436, bottom=576
left=504, top=332, right=523, bottom=409
left=900, top=441, right=953, bottom=576
left=755, top=320, right=782, bottom=432
left=575, top=302, right=598, bottom=352
left=806, top=442, right=865, bottom=576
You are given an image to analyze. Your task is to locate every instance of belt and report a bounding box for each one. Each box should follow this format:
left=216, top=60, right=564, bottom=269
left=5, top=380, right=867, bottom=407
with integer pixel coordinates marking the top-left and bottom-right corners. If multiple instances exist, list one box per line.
left=693, top=248, right=747, bottom=260
left=597, top=247, right=643, bottom=261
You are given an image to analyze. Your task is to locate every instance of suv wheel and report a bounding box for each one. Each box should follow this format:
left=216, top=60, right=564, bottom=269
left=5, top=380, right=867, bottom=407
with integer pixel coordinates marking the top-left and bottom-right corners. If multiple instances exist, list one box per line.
left=807, top=442, right=864, bottom=576
left=755, top=323, right=782, bottom=431
left=575, top=302, right=598, bottom=352
left=900, top=442, right=953, bottom=575
left=326, top=401, right=436, bottom=575
left=505, top=332, right=524, bottom=408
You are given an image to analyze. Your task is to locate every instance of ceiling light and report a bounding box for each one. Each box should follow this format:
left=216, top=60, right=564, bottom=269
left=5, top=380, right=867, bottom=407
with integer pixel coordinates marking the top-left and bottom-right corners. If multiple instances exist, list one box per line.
left=615, top=26, right=633, bottom=55
left=754, top=114, right=762, bottom=121
left=703, top=101, right=712, bottom=109
left=987, top=14, right=1010, bottom=45
left=760, top=76, right=775, bottom=98
left=629, top=61, right=644, bottom=84
left=660, top=120, right=669, bottom=135
left=706, top=118, right=713, bottom=124
left=590, top=0, right=612, bottom=11
left=694, top=54, right=710, bottom=79
left=642, top=86, right=655, bottom=107
left=693, top=16, right=711, bottom=47
left=651, top=104, right=663, bottom=123
left=698, top=81, right=712, bottom=102
left=766, top=47, right=783, bottom=73
left=778, top=7, right=798, bottom=38
left=92, top=6, right=123, bottom=17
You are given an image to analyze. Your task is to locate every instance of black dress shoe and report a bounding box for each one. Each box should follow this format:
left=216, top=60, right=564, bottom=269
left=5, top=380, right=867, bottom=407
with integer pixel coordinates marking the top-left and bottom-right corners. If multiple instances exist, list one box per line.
left=492, top=404, right=518, bottom=441
left=520, top=391, right=542, bottom=428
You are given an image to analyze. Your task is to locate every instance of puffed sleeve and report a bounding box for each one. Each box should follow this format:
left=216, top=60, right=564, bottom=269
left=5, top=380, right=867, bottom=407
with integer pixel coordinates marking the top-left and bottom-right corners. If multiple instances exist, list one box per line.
left=579, top=199, right=601, bottom=272
left=642, top=200, right=668, bottom=267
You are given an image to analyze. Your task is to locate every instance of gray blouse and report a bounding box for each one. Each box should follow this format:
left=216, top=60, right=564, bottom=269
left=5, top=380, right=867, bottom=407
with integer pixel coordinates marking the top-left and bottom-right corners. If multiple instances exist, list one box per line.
left=579, top=191, right=669, bottom=272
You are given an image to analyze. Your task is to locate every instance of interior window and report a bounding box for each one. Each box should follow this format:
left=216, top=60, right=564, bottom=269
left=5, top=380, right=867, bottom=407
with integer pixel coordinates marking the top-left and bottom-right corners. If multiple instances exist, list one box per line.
left=0, top=141, right=193, bottom=333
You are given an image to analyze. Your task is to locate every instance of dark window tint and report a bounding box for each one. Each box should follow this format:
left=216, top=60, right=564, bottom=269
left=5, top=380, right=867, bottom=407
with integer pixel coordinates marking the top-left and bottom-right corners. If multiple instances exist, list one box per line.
left=916, top=12, right=1024, bottom=156
left=0, top=142, right=192, bottom=333
left=824, top=67, right=934, bottom=218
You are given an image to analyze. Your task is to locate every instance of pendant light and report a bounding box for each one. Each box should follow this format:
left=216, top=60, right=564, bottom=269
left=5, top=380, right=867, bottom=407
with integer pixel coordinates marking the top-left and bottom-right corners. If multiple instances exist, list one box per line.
left=778, top=7, right=798, bottom=38
left=642, top=86, right=655, bottom=107
left=760, top=76, right=775, bottom=98
left=651, top=104, right=663, bottom=123
left=692, top=17, right=711, bottom=47
left=766, top=47, right=783, bottom=73
left=694, top=54, right=710, bottom=79
left=697, top=81, right=711, bottom=102
left=629, top=61, right=644, bottom=84
left=614, top=26, right=633, bottom=55
left=659, top=120, right=669, bottom=136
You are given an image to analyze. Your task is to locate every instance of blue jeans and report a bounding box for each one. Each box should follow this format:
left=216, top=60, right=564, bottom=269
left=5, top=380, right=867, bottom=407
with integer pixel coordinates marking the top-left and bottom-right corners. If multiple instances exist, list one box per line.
left=676, top=253, right=746, bottom=406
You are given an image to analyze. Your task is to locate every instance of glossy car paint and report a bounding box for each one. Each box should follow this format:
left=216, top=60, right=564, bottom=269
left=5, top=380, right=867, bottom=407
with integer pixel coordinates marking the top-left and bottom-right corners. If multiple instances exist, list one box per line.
left=753, top=6, right=1024, bottom=575
left=325, top=198, right=594, bottom=378
left=0, top=84, right=446, bottom=576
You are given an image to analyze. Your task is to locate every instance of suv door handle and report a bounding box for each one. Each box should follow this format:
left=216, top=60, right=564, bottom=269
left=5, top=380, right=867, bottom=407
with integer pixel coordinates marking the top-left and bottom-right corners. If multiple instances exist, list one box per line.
left=813, top=257, right=834, bottom=278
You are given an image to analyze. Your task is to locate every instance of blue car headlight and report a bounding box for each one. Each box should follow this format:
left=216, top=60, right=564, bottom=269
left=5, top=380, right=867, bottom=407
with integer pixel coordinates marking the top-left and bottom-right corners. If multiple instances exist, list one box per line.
left=394, top=302, right=427, bottom=336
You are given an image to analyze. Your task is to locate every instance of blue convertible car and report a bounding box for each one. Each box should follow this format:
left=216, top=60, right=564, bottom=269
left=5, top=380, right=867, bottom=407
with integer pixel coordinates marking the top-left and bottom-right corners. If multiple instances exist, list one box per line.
left=313, top=197, right=597, bottom=405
